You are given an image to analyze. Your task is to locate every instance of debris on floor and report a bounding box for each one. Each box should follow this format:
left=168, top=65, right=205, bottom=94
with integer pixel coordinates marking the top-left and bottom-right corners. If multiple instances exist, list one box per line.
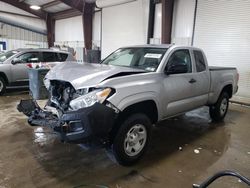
left=194, top=149, right=200, bottom=154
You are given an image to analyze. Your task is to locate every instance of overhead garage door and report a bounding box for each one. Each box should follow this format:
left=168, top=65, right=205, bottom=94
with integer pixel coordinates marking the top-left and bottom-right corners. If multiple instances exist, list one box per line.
left=193, top=1, right=250, bottom=99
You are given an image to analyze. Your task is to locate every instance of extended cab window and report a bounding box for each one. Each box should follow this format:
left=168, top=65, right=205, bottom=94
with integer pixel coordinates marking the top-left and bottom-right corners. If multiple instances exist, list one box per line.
left=194, top=50, right=206, bottom=72
left=17, top=52, right=40, bottom=63
left=166, top=49, right=192, bottom=74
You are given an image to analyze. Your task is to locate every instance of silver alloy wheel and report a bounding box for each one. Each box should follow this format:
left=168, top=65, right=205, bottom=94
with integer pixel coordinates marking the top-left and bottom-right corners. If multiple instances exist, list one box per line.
left=0, top=79, right=3, bottom=92
left=220, top=98, right=228, bottom=116
left=124, top=124, right=147, bottom=157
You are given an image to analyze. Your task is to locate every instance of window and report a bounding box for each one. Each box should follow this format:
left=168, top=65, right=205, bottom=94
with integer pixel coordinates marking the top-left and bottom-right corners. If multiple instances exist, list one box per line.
left=17, top=52, right=40, bottom=63
left=0, top=50, right=19, bottom=62
left=194, top=50, right=206, bottom=72
left=105, top=52, right=133, bottom=66
left=42, top=52, right=57, bottom=62
left=59, top=53, right=68, bottom=61
left=167, top=50, right=192, bottom=74
left=102, top=48, right=167, bottom=72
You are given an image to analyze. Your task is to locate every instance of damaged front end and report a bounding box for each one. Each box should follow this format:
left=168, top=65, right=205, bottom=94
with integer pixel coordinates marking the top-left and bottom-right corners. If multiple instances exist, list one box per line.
left=17, top=80, right=119, bottom=144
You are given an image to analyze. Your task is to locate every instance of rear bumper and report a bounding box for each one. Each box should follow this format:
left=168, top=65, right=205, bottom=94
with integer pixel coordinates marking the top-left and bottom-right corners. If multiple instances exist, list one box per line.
left=17, top=100, right=117, bottom=144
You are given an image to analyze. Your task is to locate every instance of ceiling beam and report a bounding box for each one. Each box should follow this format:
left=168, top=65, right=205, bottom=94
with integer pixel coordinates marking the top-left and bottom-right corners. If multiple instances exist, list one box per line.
left=161, top=0, right=174, bottom=44
left=83, top=2, right=95, bottom=49
left=0, top=0, right=47, bottom=19
left=147, top=0, right=155, bottom=44
left=46, top=14, right=55, bottom=47
left=42, top=0, right=62, bottom=9
left=58, top=0, right=85, bottom=12
left=51, top=8, right=82, bottom=20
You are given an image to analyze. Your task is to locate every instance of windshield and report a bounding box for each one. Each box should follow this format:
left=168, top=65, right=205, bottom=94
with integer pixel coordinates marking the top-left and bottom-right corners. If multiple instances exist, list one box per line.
left=0, top=50, right=19, bottom=62
left=102, top=47, right=167, bottom=72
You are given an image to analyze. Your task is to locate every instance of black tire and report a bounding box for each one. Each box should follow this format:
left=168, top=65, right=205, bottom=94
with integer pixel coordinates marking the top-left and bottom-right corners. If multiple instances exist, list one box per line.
left=0, top=77, right=6, bottom=95
left=209, top=92, right=229, bottom=122
left=107, top=113, right=152, bottom=166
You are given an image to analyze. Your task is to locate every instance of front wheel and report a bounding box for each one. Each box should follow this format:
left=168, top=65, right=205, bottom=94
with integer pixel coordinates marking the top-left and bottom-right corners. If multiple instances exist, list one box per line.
left=209, top=92, right=229, bottom=122
left=0, top=77, right=6, bottom=95
left=108, top=113, right=152, bottom=166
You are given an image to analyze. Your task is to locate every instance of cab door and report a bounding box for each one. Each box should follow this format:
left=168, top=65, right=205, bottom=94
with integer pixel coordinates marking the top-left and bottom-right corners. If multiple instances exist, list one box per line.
left=11, top=52, right=41, bottom=84
left=190, top=50, right=210, bottom=106
left=162, top=49, right=198, bottom=117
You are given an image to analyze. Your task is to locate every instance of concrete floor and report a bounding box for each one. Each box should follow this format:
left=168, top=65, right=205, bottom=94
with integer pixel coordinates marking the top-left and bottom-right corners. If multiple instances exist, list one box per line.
left=0, top=90, right=249, bottom=188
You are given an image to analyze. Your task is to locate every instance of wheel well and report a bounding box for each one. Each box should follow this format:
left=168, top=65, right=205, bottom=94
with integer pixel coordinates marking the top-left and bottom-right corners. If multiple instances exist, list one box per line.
left=109, top=100, right=158, bottom=143
left=0, top=72, right=9, bottom=85
left=119, top=100, right=158, bottom=124
left=221, top=84, right=233, bottom=98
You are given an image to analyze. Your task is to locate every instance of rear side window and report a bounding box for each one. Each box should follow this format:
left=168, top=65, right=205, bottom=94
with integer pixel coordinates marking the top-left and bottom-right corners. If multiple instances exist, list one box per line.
left=194, top=50, right=206, bottom=72
left=42, top=52, right=57, bottom=62
left=17, top=52, right=40, bottom=63
left=59, top=53, right=68, bottom=61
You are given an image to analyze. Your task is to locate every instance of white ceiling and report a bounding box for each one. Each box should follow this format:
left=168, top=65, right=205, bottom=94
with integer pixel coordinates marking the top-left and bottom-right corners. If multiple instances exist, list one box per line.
left=44, top=3, right=71, bottom=13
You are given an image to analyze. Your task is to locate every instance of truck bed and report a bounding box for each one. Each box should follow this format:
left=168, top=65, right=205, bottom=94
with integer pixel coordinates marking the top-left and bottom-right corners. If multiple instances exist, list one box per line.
left=208, top=66, right=238, bottom=105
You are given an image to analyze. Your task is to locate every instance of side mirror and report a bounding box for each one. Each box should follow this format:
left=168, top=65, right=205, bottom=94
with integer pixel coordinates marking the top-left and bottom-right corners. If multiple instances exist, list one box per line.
left=166, top=63, right=188, bottom=75
left=11, top=58, right=22, bottom=65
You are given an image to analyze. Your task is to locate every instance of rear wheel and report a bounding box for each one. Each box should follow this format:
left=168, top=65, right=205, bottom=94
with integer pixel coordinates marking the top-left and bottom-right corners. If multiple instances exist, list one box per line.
left=107, top=113, right=152, bottom=166
left=209, top=92, right=229, bottom=122
left=0, top=77, right=6, bottom=95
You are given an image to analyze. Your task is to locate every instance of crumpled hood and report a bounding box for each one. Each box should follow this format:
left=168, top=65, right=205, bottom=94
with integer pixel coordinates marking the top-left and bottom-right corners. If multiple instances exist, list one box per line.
left=46, top=62, right=145, bottom=89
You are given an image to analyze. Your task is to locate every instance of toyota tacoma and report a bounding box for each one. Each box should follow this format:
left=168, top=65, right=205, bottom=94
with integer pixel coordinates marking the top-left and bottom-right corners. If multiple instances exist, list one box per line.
left=18, top=45, right=238, bottom=166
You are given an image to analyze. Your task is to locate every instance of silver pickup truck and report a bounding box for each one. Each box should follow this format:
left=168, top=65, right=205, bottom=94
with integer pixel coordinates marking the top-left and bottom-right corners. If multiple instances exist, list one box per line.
left=18, top=45, right=238, bottom=165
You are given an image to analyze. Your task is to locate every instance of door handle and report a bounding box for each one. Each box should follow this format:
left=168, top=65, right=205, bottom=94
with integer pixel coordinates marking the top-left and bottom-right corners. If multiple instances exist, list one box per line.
left=189, top=78, right=197, bottom=84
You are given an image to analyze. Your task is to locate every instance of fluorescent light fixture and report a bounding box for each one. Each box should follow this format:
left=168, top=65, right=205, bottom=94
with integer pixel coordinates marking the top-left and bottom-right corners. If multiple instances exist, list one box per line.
left=30, top=5, right=41, bottom=10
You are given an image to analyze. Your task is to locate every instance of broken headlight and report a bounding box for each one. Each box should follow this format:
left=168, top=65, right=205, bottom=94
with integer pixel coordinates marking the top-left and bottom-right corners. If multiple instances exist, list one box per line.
left=69, top=88, right=113, bottom=110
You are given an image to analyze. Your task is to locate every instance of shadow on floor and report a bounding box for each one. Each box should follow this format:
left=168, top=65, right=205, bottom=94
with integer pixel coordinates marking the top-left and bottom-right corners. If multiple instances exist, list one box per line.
left=3, top=87, right=29, bottom=96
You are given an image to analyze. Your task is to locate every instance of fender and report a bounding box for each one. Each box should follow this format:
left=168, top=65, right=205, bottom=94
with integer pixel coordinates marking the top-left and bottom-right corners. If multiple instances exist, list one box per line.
left=209, top=80, right=233, bottom=104
left=114, top=91, right=162, bottom=121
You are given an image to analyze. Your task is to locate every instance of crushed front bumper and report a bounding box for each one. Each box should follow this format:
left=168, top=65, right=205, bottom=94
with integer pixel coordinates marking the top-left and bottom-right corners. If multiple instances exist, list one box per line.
left=17, top=100, right=117, bottom=144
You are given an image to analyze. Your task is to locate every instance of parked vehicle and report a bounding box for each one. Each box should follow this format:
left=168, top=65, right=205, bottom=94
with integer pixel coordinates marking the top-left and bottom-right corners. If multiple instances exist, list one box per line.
left=0, top=48, right=74, bottom=95
left=18, top=45, right=238, bottom=165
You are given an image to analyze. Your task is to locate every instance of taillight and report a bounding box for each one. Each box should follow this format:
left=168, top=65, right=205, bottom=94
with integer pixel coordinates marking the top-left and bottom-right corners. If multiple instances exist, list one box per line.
left=26, top=63, right=32, bottom=68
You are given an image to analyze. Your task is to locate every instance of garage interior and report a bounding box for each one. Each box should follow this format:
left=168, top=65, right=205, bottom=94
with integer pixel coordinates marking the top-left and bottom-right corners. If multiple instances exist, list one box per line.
left=0, top=0, right=250, bottom=188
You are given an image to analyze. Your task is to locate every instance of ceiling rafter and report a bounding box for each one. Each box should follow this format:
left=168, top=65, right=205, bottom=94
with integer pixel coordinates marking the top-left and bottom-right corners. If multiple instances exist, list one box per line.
left=0, top=0, right=47, bottom=19
left=51, top=8, right=82, bottom=20
left=83, top=2, right=95, bottom=49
